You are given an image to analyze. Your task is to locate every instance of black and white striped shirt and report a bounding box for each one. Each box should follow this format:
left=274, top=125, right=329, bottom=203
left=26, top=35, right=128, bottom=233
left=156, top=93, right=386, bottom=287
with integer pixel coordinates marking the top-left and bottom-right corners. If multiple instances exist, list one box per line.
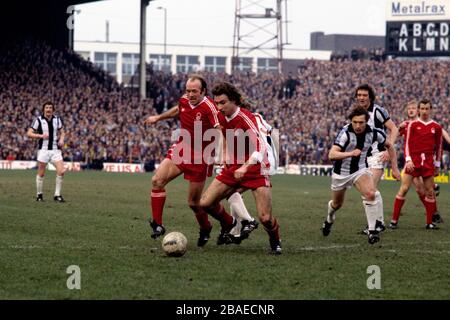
left=368, top=103, right=390, bottom=132
left=333, top=124, right=386, bottom=175
left=368, top=103, right=390, bottom=153
left=30, top=115, right=64, bottom=150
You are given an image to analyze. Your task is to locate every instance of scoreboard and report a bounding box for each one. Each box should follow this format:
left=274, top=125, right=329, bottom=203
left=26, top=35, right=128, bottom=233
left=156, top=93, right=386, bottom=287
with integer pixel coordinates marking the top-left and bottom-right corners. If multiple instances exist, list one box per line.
left=385, top=0, right=450, bottom=57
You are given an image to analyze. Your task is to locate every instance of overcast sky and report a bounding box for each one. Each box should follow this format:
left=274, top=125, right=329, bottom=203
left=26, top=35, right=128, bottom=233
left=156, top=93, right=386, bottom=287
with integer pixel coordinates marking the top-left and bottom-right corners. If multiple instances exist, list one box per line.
left=74, top=0, right=389, bottom=49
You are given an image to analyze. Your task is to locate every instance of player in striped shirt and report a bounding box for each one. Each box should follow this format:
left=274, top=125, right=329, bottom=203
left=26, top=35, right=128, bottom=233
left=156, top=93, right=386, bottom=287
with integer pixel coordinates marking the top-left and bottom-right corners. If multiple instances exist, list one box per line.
left=355, top=84, right=401, bottom=234
left=321, top=106, right=398, bottom=244
left=27, top=101, right=66, bottom=202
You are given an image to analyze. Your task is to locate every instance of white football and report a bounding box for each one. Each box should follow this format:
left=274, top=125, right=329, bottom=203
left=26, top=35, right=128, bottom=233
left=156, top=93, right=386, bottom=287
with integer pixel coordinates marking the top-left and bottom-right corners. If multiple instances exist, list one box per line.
left=162, top=232, right=188, bottom=257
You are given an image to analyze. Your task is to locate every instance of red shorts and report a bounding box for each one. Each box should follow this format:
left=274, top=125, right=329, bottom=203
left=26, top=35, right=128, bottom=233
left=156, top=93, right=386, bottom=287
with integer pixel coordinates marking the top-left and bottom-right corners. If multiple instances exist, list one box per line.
left=216, top=167, right=272, bottom=190
left=405, top=153, right=435, bottom=178
left=166, top=143, right=213, bottom=182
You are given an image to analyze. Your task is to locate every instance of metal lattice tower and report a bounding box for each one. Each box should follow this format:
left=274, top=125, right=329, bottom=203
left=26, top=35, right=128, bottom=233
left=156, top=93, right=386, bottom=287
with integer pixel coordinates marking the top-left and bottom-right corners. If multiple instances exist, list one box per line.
left=232, top=0, right=289, bottom=73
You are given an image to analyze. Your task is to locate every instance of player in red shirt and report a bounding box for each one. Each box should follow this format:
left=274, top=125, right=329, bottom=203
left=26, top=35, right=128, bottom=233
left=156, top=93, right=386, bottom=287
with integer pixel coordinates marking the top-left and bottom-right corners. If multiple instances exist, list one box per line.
left=402, top=99, right=443, bottom=229
left=144, top=75, right=235, bottom=246
left=200, top=82, right=282, bottom=254
left=389, top=100, right=443, bottom=228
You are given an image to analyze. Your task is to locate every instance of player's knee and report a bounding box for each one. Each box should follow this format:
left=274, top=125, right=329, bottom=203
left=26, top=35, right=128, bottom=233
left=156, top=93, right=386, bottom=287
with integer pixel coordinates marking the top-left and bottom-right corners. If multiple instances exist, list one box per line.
left=258, top=210, right=272, bottom=224
left=332, top=201, right=343, bottom=210
left=399, top=185, right=409, bottom=196
left=151, top=175, right=166, bottom=189
left=415, top=188, right=425, bottom=198
left=199, top=198, right=212, bottom=211
left=425, top=190, right=435, bottom=199
left=364, top=190, right=376, bottom=201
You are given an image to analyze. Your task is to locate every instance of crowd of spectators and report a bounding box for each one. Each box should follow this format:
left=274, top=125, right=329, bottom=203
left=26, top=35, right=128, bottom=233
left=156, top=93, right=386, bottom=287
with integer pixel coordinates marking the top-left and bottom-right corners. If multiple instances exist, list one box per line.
left=0, top=39, right=175, bottom=169
left=330, top=47, right=386, bottom=62
left=1, top=40, right=449, bottom=171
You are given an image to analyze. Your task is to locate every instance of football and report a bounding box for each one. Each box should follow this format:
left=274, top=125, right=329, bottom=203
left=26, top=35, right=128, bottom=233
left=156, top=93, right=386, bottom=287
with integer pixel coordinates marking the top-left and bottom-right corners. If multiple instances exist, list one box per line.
left=162, top=232, right=188, bottom=257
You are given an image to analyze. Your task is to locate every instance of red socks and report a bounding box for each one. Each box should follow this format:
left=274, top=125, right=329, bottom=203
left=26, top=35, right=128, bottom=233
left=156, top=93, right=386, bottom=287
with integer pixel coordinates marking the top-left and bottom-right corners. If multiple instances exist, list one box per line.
left=192, top=207, right=212, bottom=231
left=150, top=189, right=166, bottom=225
left=205, top=203, right=234, bottom=230
left=392, top=193, right=438, bottom=225
left=424, top=197, right=437, bottom=225
left=418, top=194, right=427, bottom=207
left=391, top=195, right=405, bottom=223
left=262, top=217, right=280, bottom=241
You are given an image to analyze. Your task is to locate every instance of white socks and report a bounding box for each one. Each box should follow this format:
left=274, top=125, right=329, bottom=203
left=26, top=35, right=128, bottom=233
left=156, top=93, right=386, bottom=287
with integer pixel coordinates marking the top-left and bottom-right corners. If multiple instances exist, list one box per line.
left=375, top=191, right=384, bottom=224
left=228, top=192, right=253, bottom=222
left=327, top=200, right=338, bottom=223
left=228, top=192, right=254, bottom=237
left=36, top=175, right=44, bottom=195
left=55, top=175, right=63, bottom=196
left=363, top=199, right=379, bottom=231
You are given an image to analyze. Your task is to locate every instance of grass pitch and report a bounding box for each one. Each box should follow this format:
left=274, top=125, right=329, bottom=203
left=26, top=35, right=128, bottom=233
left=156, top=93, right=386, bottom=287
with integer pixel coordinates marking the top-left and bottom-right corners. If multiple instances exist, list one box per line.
left=0, top=170, right=449, bottom=299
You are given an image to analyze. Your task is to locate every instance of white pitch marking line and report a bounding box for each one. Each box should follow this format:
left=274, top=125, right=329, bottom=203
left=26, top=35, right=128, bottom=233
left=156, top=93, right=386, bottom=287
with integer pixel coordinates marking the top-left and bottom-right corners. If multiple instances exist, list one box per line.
left=299, top=244, right=360, bottom=251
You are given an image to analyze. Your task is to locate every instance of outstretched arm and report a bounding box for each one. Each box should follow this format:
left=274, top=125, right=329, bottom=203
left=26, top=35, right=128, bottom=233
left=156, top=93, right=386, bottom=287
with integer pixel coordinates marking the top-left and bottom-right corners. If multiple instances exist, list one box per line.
left=144, top=105, right=179, bottom=125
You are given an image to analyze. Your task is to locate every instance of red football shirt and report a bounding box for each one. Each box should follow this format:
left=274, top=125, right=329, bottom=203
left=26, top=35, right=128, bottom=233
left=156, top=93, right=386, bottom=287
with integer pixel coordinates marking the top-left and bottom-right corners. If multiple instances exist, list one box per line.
left=177, top=96, right=222, bottom=164
left=399, top=120, right=411, bottom=138
left=222, top=107, right=269, bottom=174
left=404, top=119, right=443, bottom=163
left=399, top=120, right=412, bottom=154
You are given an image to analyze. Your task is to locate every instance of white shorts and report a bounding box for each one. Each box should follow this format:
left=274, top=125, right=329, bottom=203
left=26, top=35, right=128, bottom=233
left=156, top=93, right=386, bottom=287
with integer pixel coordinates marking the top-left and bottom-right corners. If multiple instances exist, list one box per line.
left=37, top=150, right=63, bottom=164
left=331, top=168, right=372, bottom=191
left=367, top=150, right=385, bottom=170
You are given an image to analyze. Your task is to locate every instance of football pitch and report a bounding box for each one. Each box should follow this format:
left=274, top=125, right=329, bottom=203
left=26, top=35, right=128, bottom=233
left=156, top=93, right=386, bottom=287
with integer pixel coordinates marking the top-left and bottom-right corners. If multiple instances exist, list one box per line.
left=0, top=170, right=449, bottom=300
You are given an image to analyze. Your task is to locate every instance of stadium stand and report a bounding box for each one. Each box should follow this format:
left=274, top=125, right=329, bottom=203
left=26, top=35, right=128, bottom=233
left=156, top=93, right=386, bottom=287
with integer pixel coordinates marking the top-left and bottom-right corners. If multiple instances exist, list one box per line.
left=1, top=40, right=449, bottom=171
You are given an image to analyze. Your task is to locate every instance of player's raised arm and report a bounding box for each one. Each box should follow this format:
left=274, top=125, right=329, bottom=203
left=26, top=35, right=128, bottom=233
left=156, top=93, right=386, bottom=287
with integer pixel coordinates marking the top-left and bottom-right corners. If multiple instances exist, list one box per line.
left=144, top=105, right=179, bottom=125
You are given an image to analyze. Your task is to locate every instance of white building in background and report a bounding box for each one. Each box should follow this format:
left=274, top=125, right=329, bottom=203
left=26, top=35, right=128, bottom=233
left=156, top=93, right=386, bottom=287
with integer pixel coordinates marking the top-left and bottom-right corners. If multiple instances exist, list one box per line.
left=74, top=40, right=331, bottom=84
